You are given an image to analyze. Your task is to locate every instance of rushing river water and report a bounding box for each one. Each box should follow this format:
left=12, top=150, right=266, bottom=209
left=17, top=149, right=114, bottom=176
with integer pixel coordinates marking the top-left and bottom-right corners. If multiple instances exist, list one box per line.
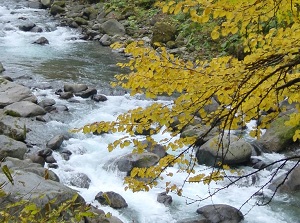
left=0, top=1, right=299, bottom=222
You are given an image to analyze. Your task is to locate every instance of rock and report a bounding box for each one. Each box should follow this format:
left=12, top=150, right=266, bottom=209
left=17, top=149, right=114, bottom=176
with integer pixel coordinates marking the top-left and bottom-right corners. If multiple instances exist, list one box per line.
left=247, top=157, right=267, bottom=169
left=151, top=21, right=177, bottom=44
left=75, top=87, right=97, bottom=98
left=0, top=62, right=5, bottom=73
left=177, top=217, right=211, bottom=223
left=28, top=154, right=45, bottom=166
left=4, top=101, right=46, bottom=117
left=0, top=170, right=83, bottom=213
left=196, top=204, right=244, bottom=223
left=181, top=125, right=219, bottom=146
left=196, top=134, right=253, bottom=166
left=41, top=0, right=51, bottom=8
left=64, top=83, right=88, bottom=93
left=52, top=1, right=66, bottom=7
left=61, top=149, right=72, bottom=161
left=116, top=152, right=160, bottom=172
left=70, top=172, right=91, bottom=189
left=19, top=21, right=36, bottom=31
left=37, top=148, right=53, bottom=158
left=100, top=19, right=126, bottom=36
left=0, top=115, right=27, bottom=141
left=258, top=116, right=299, bottom=152
left=95, top=191, right=128, bottom=209
left=54, top=105, right=69, bottom=112
left=0, top=78, right=37, bottom=108
left=48, top=163, right=59, bottom=169
left=141, top=140, right=167, bottom=158
left=269, top=165, right=300, bottom=193
left=33, top=37, right=49, bottom=45
left=30, top=26, right=43, bottom=32
left=59, top=91, right=74, bottom=99
left=28, top=1, right=42, bottom=9
left=50, top=4, right=65, bottom=15
left=157, top=192, right=172, bottom=205
left=46, top=134, right=64, bottom=150
left=2, top=157, right=58, bottom=182
left=92, top=94, right=108, bottom=102
left=99, top=34, right=112, bottom=46
left=0, top=134, right=27, bottom=160
left=45, top=155, right=57, bottom=163
left=74, top=17, right=88, bottom=26
left=38, top=98, right=56, bottom=108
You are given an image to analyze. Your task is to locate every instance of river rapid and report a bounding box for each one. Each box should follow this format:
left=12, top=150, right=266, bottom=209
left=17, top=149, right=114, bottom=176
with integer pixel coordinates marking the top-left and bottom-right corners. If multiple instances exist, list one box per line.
left=0, top=1, right=299, bottom=222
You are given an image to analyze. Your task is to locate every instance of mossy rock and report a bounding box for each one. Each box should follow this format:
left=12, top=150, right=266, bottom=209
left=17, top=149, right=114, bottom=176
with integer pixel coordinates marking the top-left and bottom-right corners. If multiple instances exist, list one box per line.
left=151, top=21, right=177, bottom=45
left=52, top=1, right=65, bottom=7
left=258, top=116, right=300, bottom=152
left=74, top=17, right=88, bottom=26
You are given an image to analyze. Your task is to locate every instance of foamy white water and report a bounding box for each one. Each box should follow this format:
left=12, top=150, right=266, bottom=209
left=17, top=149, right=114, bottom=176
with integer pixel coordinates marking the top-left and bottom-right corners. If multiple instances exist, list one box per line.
left=1, top=1, right=298, bottom=222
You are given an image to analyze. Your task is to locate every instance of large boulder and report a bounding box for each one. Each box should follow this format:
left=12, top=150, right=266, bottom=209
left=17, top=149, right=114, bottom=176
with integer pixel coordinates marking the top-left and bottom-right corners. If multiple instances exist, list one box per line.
left=116, top=152, right=160, bottom=172
left=0, top=134, right=27, bottom=160
left=100, top=19, right=126, bottom=36
left=0, top=78, right=37, bottom=108
left=151, top=21, right=177, bottom=44
left=95, top=191, right=128, bottom=209
left=258, top=116, right=299, bottom=152
left=70, top=172, right=91, bottom=189
left=196, top=134, right=253, bottom=166
left=196, top=204, right=244, bottom=223
left=269, top=164, right=300, bottom=193
left=4, top=101, right=46, bottom=117
left=0, top=115, right=27, bottom=141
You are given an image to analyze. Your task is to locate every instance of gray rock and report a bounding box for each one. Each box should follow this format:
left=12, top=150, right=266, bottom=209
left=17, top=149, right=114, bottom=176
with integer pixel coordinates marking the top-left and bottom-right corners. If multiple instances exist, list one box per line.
left=92, top=94, right=108, bottom=102
left=0, top=134, right=27, bottom=160
left=19, top=21, right=36, bottom=31
left=41, top=0, right=51, bottom=8
left=157, top=192, right=172, bottom=205
left=64, top=83, right=88, bottom=93
left=196, top=204, right=244, bottom=223
left=33, top=37, right=49, bottom=45
left=116, top=152, right=160, bottom=172
left=70, top=172, right=91, bottom=189
left=2, top=157, right=58, bottom=182
left=0, top=78, right=37, bottom=108
left=258, top=116, right=298, bottom=152
left=177, top=217, right=211, bottom=223
left=95, top=191, right=128, bottom=209
left=59, top=91, right=74, bottom=99
left=196, top=134, right=253, bottom=166
left=0, top=115, right=27, bottom=141
left=269, top=165, right=300, bottom=193
left=74, top=87, right=97, bottom=98
left=46, top=134, right=64, bottom=150
left=0, top=170, right=83, bottom=212
left=37, top=148, right=53, bottom=158
left=141, top=140, right=167, bottom=158
left=151, top=21, right=177, bottom=44
left=30, top=26, right=43, bottom=32
left=99, top=34, right=112, bottom=46
left=50, top=4, right=65, bottom=15
left=0, top=62, right=5, bottom=73
left=4, top=101, right=46, bottom=117
left=38, top=98, right=56, bottom=108
left=27, top=154, right=45, bottom=166
left=100, top=19, right=126, bottom=36
left=45, top=155, right=57, bottom=163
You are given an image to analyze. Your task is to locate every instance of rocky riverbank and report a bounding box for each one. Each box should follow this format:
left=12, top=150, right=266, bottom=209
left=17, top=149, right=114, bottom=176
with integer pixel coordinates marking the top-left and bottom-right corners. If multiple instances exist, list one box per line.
left=1, top=0, right=300, bottom=222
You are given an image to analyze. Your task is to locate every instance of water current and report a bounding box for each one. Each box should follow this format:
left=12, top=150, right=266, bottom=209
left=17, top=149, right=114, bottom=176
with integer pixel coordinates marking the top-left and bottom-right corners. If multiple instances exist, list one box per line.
left=0, top=1, right=299, bottom=222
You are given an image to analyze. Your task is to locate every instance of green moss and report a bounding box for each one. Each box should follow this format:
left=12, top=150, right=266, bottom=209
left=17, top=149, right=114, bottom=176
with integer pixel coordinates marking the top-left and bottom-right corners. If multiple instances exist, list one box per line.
left=4, top=110, right=21, bottom=117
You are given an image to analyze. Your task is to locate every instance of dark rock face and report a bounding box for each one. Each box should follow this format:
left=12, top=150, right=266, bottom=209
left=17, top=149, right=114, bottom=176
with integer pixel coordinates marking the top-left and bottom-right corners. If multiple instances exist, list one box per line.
left=92, top=94, right=108, bottom=102
left=75, top=87, right=97, bottom=98
left=196, top=204, right=244, bottom=223
left=157, top=192, right=172, bottom=205
left=33, top=37, right=49, bottom=45
left=95, top=191, right=128, bottom=209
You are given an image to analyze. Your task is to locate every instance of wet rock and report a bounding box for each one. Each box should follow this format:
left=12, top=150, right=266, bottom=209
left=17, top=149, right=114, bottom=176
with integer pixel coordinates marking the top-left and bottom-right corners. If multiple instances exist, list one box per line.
left=99, top=34, right=112, bottom=46
left=0, top=62, right=5, bottom=73
left=46, top=134, right=64, bottom=150
left=247, top=157, right=267, bottom=170
left=100, top=19, right=126, bottom=36
left=54, top=104, right=69, bottom=112
left=92, top=94, right=108, bottom=102
left=48, top=163, right=59, bottom=169
left=141, top=140, right=167, bottom=158
left=33, top=37, right=49, bottom=45
left=38, top=98, right=56, bottom=108
left=64, top=83, right=88, bottom=93
left=4, top=101, right=46, bottom=117
left=70, top=172, right=91, bottom=189
left=61, top=149, right=72, bottom=161
left=177, top=217, right=211, bottom=223
left=41, top=0, right=51, bottom=8
left=0, top=78, right=37, bottom=108
left=75, top=87, right=97, bottom=98
left=95, top=191, right=128, bottom=209
left=37, top=148, right=53, bottom=158
left=196, top=204, right=244, bottom=223
left=19, top=21, right=36, bottom=31
left=269, top=165, right=300, bottom=193
left=196, top=133, right=253, bottom=166
left=0, top=135, right=27, bottom=160
left=157, top=192, right=172, bottom=205
left=59, top=91, right=74, bottom=99
left=45, top=155, right=57, bottom=163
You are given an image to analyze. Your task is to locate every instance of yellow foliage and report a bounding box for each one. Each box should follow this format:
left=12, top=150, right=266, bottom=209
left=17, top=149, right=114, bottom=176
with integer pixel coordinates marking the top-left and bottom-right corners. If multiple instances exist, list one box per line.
left=78, top=0, right=300, bottom=194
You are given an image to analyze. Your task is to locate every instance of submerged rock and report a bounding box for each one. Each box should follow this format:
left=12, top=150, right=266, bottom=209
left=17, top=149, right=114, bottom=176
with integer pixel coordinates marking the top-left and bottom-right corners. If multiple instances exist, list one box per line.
left=33, top=37, right=49, bottom=45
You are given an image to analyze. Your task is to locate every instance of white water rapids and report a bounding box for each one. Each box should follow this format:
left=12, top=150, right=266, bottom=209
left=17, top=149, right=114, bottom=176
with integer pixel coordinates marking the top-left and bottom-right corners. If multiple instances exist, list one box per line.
left=0, top=1, right=298, bottom=222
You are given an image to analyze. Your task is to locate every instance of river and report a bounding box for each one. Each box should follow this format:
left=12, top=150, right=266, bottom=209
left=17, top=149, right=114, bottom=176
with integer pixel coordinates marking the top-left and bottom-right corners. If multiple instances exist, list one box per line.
left=0, top=1, right=298, bottom=222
